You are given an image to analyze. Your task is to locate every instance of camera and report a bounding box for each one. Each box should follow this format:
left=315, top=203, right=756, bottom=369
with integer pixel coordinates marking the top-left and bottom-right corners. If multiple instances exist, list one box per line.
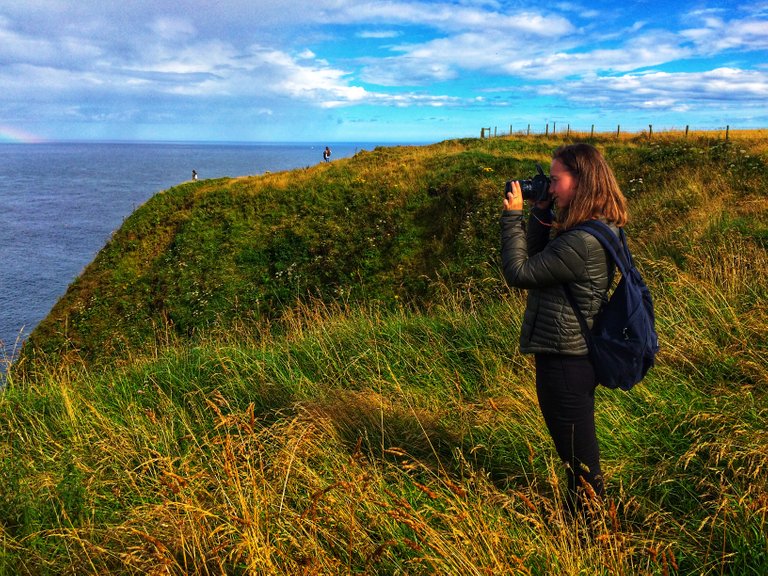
left=505, top=163, right=551, bottom=203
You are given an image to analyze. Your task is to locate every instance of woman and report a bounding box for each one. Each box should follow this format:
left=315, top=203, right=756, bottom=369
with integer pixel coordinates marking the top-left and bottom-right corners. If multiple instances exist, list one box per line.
left=500, top=143, right=628, bottom=512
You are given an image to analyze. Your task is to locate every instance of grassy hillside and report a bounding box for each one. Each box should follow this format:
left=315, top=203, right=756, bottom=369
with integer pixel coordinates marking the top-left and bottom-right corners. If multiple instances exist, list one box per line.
left=17, top=134, right=768, bottom=370
left=19, top=139, right=518, bottom=369
left=2, top=133, right=768, bottom=574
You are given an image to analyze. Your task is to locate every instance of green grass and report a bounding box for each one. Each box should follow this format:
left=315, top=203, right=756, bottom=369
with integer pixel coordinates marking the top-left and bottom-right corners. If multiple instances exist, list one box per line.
left=2, top=132, right=767, bottom=574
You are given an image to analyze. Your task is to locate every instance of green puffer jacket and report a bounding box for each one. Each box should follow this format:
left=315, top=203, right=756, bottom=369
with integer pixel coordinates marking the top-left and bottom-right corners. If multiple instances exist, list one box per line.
left=500, top=207, right=616, bottom=356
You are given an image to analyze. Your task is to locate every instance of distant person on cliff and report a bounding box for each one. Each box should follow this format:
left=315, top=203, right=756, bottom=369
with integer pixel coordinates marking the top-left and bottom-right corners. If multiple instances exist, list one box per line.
left=500, top=143, right=629, bottom=515
left=192, top=170, right=198, bottom=181
left=323, top=146, right=331, bottom=162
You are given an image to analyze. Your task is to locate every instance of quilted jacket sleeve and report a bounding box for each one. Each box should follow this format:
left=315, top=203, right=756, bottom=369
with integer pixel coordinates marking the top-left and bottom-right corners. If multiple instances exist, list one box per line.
left=501, top=210, right=588, bottom=288
left=500, top=210, right=613, bottom=355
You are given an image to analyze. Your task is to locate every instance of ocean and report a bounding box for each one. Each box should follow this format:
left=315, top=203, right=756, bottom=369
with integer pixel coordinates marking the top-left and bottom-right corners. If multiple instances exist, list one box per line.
left=0, top=141, right=385, bottom=362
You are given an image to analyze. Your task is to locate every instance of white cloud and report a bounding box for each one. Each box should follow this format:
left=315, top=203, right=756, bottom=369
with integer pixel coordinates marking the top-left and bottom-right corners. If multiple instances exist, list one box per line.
left=127, top=41, right=239, bottom=76
left=515, top=33, right=691, bottom=78
left=150, top=17, right=197, bottom=40
left=0, top=16, right=104, bottom=66
left=550, top=68, right=768, bottom=112
left=360, top=25, right=691, bottom=86
left=357, top=30, right=401, bottom=39
left=680, top=12, right=768, bottom=52
left=311, top=1, right=574, bottom=38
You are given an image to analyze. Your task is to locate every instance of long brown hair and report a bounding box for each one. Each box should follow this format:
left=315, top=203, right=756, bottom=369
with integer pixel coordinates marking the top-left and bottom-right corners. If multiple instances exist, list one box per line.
left=553, top=143, right=628, bottom=230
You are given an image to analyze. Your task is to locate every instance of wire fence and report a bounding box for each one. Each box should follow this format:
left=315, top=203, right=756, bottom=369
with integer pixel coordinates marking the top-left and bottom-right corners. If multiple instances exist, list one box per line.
left=480, top=123, right=735, bottom=141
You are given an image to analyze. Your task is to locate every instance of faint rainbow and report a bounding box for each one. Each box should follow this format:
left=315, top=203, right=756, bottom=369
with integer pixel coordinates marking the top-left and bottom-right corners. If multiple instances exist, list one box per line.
left=0, top=126, right=47, bottom=144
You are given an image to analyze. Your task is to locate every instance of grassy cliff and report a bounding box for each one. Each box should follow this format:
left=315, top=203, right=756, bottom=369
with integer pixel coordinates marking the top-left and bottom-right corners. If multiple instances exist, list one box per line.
left=19, top=139, right=522, bottom=368
left=2, top=133, right=768, bottom=574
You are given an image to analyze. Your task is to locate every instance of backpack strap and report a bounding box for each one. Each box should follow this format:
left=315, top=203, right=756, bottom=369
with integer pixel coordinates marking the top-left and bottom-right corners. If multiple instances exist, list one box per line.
left=562, top=221, right=627, bottom=350
left=572, top=220, right=632, bottom=276
left=562, top=281, right=592, bottom=349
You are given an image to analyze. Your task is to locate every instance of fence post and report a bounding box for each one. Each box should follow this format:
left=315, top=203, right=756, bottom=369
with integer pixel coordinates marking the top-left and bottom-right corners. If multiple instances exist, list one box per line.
left=685, top=125, right=689, bottom=138
left=616, top=125, right=621, bottom=139
left=545, top=123, right=549, bottom=136
left=527, top=124, right=531, bottom=136
left=649, top=124, right=653, bottom=139
left=494, top=126, right=497, bottom=137
left=510, top=124, right=513, bottom=136
left=567, top=124, right=570, bottom=137
left=726, top=125, right=730, bottom=141
left=553, top=121, right=556, bottom=134
left=591, top=125, right=595, bottom=138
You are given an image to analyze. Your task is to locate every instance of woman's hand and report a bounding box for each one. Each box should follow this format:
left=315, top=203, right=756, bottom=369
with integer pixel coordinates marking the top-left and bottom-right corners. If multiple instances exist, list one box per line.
left=503, top=180, right=524, bottom=211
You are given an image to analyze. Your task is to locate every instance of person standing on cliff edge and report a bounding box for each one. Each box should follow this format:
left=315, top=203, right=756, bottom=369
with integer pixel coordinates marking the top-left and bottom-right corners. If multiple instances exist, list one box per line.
left=323, top=146, right=331, bottom=162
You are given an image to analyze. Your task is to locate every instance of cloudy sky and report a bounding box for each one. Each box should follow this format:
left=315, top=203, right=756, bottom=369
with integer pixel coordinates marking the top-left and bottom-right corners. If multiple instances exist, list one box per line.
left=1, top=0, right=766, bottom=143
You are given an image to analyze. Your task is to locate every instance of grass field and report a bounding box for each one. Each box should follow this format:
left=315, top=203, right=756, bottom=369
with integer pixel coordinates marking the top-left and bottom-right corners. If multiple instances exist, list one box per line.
left=2, top=131, right=767, bottom=574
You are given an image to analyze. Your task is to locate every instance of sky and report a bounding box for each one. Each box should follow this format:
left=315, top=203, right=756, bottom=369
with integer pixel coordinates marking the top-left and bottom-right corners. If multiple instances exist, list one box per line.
left=0, top=0, right=767, bottom=143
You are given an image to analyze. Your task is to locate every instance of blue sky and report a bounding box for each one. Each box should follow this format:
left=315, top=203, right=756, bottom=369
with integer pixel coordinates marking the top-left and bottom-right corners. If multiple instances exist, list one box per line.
left=1, top=0, right=766, bottom=143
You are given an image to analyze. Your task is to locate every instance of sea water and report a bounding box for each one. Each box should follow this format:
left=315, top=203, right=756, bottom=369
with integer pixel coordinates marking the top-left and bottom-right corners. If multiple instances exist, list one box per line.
left=0, top=141, right=384, bottom=361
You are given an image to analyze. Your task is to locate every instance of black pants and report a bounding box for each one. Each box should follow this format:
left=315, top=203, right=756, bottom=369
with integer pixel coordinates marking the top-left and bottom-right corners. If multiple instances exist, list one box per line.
left=535, top=353, right=604, bottom=511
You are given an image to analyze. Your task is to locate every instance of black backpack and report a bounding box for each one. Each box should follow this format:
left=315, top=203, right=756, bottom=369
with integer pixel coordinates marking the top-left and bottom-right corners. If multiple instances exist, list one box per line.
left=563, top=221, right=659, bottom=391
